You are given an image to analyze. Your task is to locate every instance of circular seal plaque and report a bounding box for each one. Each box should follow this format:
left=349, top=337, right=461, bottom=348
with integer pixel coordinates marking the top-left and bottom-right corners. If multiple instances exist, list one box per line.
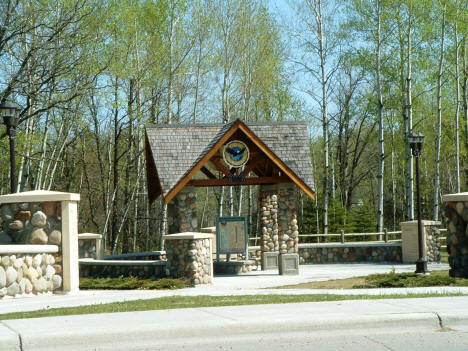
left=223, top=140, right=250, bottom=168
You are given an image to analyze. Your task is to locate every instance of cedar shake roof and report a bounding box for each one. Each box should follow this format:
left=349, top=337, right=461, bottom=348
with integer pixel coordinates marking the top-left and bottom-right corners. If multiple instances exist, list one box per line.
left=145, top=119, right=315, bottom=203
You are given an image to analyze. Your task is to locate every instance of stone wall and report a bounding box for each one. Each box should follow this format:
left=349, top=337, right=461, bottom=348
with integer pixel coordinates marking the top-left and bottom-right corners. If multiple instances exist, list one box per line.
left=0, top=202, right=62, bottom=246
left=0, top=191, right=80, bottom=293
left=0, top=252, right=62, bottom=298
left=278, top=184, right=299, bottom=254
left=259, top=185, right=279, bottom=254
left=79, top=239, right=98, bottom=259
left=167, top=187, right=197, bottom=234
left=298, top=243, right=402, bottom=264
left=425, top=224, right=442, bottom=262
left=443, top=200, right=468, bottom=277
left=164, top=233, right=213, bottom=285
left=401, top=220, right=441, bottom=264
left=0, top=201, right=64, bottom=296
left=258, top=184, right=299, bottom=259
left=249, top=243, right=402, bottom=264
left=79, top=261, right=166, bottom=279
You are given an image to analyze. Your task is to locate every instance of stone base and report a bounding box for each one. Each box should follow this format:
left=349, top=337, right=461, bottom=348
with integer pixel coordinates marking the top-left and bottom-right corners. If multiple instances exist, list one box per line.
left=163, top=233, right=213, bottom=285
left=214, top=261, right=256, bottom=275
left=79, top=260, right=167, bottom=279
left=279, top=253, right=299, bottom=275
left=449, top=256, right=468, bottom=278
left=299, top=242, right=402, bottom=264
left=261, top=252, right=279, bottom=270
left=449, top=269, right=468, bottom=278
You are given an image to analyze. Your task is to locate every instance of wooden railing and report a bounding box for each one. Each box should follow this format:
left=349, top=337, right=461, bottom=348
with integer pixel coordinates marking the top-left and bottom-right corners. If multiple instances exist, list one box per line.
left=250, top=228, right=448, bottom=246
left=249, top=228, right=401, bottom=245
left=299, top=229, right=403, bottom=243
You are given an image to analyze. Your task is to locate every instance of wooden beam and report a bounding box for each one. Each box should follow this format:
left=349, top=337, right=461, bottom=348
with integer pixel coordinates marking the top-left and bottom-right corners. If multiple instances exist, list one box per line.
left=164, top=120, right=243, bottom=203
left=237, top=123, right=316, bottom=200
left=187, top=176, right=292, bottom=187
left=200, top=166, right=216, bottom=179
left=210, top=157, right=230, bottom=177
left=243, top=156, right=264, bottom=176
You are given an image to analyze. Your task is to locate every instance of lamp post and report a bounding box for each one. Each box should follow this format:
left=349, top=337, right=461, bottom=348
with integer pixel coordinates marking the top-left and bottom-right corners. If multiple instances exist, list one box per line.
left=1, top=101, right=21, bottom=193
left=408, top=131, right=428, bottom=274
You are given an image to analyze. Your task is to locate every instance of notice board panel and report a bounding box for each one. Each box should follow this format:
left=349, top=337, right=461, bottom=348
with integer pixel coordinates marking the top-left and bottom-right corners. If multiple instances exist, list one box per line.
left=216, top=216, right=248, bottom=260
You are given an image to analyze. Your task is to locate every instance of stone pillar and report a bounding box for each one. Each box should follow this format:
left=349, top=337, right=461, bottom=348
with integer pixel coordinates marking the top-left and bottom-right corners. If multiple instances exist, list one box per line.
left=400, top=220, right=441, bottom=263
left=442, top=193, right=468, bottom=277
left=0, top=190, right=80, bottom=294
left=61, top=199, right=80, bottom=292
left=258, top=185, right=279, bottom=254
left=167, top=186, right=197, bottom=234
left=78, top=233, right=104, bottom=260
left=163, top=232, right=213, bottom=285
left=278, top=183, right=299, bottom=254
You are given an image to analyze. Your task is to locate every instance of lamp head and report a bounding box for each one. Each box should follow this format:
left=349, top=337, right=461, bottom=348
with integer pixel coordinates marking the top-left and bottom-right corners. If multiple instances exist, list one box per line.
left=0, top=101, right=20, bottom=128
left=408, top=131, right=424, bottom=156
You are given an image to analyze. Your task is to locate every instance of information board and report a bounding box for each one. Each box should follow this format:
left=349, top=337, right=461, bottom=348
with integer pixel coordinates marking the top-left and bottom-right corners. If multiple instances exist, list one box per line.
left=216, top=216, right=248, bottom=260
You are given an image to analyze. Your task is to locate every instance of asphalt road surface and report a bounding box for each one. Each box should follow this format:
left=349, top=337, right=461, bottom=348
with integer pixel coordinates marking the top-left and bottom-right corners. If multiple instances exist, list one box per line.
left=127, top=329, right=468, bottom=351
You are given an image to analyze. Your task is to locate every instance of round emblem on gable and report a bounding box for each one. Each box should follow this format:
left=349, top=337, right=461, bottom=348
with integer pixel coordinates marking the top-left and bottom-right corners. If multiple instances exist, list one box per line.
left=223, top=140, right=250, bottom=168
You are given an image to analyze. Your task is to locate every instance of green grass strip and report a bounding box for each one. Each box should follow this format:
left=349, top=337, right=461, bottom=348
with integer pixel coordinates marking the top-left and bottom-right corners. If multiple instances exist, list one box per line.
left=1, top=292, right=466, bottom=321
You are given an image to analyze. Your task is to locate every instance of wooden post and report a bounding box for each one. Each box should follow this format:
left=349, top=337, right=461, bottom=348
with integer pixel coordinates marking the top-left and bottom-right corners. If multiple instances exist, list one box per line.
left=384, top=228, right=388, bottom=243
left=340, top=230, right=345, bottom=244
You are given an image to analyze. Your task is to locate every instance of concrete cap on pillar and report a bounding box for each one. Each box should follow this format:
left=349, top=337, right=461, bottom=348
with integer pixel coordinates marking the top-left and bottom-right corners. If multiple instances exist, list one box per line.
left=442, top=192, right=468, bottom=203
left=0, top=190, right=80, bottom=204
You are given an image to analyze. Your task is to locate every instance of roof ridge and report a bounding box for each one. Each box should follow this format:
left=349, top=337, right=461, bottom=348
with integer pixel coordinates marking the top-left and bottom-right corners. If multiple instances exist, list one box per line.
left=145, top=119, right=307, bottom=129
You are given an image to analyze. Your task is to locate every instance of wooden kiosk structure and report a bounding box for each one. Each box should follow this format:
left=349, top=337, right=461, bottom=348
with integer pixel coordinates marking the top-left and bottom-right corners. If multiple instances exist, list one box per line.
left=145, top=119, right=315, bottom=275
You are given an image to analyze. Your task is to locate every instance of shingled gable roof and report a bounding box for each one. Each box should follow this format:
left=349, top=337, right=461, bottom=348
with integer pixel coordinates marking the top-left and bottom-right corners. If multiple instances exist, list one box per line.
left=145, top=119, right=315, bottom=203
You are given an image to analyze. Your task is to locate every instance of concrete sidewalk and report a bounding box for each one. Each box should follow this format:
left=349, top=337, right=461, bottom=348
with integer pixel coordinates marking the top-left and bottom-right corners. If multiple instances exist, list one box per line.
left=2, top=296, right=468, bottom=350
left=0, top=262, right=464, bottom=314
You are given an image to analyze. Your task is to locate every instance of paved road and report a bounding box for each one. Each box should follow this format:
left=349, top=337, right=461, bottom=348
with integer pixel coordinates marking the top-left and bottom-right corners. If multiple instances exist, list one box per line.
left=135, top=330, right=468, bottom=351
left=2, top=296, right=468, bottom=350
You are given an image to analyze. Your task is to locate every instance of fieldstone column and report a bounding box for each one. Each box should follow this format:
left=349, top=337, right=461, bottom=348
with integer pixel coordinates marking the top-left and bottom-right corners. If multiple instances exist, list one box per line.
left=278, top=183, right=299, bottom=254
left=442, top=193, right=468, bottom=277
left=0, top=190, right=80, bottom=293
left=258, top=185, right=279, bottom=254
left=164, top=232, right=213, bottom=285
left=167, top=186, right=197, bottom=234
left=400, top=220, right=441, bottom=264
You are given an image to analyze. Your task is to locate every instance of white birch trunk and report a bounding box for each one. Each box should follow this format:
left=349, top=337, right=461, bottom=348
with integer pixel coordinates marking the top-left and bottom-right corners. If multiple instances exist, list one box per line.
left=316, top=0, right=329, bottom=240
left=454, top=14, right=461, bottom=193
left=35, top=111, right=50, bottom=190
left=405, top=8, right=414, bottom=221
left=433, top=6, right=446, bottom=221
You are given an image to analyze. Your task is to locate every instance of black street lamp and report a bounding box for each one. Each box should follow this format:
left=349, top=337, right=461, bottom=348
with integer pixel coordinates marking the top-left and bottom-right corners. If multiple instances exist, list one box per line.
left=408, top=131, right=428, bottom=274
left=1, top=101, right=21, bottom=193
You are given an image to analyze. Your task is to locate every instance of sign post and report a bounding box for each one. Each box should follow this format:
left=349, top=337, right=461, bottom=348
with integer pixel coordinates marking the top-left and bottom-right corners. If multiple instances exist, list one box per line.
left=216, top=216, right=248, bottom=262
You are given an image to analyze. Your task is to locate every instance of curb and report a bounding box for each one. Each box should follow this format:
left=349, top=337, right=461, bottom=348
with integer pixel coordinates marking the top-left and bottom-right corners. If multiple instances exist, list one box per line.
left=3, top=311, right=462, bottom=351
left=0, top=323, right=20, bottom=351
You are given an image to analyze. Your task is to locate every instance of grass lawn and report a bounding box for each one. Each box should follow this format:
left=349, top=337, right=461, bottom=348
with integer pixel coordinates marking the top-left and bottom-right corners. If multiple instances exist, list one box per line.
left=0, top=292, right=466, bottom=321
left=276, top=269, right=468, bottom=289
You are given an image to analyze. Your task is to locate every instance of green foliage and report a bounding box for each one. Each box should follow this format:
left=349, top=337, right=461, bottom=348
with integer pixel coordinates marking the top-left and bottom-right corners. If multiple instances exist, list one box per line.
left=302, top=197, right=377, bottom=238
left=2, top=0, right=468, bottom=253
left=79, top=277, right=188, bottom=290
left=347, top=203, right=377, bottom=234
left=362, top=270, right=468, bottom=288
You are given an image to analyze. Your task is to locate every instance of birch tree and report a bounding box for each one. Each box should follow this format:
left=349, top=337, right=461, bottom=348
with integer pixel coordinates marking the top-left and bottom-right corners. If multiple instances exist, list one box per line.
left=290, top=0, right=339, bottom=240
left=433, top=1, right=446, bottom=221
